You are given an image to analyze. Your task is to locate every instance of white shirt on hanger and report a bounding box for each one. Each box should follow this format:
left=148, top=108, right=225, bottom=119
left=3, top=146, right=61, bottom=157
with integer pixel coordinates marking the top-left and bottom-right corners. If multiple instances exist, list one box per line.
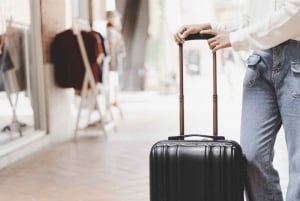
left=211, top=0, right=300, bottom=51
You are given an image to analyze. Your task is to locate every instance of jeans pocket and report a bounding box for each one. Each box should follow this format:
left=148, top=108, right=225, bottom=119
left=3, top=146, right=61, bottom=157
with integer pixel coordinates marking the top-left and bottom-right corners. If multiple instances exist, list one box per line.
left=243, top=54, right=261, bottom=88
left=290, top=62, right=300, bottom=97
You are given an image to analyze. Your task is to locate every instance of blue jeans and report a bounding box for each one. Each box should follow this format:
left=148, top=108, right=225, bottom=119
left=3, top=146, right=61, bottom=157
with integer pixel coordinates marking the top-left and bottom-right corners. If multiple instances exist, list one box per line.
left=241, top=40, right=300, bottom=201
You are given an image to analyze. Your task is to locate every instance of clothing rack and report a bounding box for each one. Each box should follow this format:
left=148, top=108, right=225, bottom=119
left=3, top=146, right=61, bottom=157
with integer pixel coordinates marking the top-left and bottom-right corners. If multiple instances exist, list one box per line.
left=1, top=20, right=29, bottom=138
left=6, top=19, right=30, bottom=29
left=101, top=56, right=118, bottom=131
left=8, top=20, right=31, bottom=102
left=73, top=20, right=116, bottom=140
left=1, top=91, right=26, bottom=138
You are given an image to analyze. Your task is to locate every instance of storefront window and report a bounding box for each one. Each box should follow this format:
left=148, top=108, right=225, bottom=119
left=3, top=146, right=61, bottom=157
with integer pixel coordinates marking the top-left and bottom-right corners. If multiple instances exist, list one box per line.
left=0, top=0, right=39, bottom=145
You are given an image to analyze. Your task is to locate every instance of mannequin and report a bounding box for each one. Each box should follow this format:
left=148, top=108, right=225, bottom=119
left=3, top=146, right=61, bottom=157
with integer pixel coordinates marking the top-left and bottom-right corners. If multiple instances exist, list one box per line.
left=106, top=10, right=125, bottom=117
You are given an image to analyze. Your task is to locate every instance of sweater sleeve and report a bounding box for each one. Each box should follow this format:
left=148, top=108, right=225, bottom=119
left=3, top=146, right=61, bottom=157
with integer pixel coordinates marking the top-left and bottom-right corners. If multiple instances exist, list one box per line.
left=230, top=0, right=300, bottom=51
left=211, top=1, right=251, bottom=32
left=211, top=14, right=250, bottom=33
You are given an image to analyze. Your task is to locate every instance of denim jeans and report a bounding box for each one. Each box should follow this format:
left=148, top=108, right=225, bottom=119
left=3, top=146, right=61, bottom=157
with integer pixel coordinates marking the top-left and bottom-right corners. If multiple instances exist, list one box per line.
left=241, top=40, right=300, bottom=201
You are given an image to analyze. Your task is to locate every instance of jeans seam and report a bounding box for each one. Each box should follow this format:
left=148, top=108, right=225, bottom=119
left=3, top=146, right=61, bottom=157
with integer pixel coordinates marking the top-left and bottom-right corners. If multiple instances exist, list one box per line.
left=267, top=135, right=278, bottom=201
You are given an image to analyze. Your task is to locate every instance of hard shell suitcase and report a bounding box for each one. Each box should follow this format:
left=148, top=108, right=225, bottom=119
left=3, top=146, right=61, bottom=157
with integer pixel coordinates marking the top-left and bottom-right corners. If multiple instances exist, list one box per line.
left=150, top=34, right=246, bottom=201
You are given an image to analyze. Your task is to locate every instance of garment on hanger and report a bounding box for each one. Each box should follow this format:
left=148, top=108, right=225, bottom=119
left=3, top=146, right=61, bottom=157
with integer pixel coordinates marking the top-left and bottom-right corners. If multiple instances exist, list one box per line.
left=51, top=29, right=103, bottom=89
left=106, top=22, right=126, bottom=72
left=0, top=40, right=14, bottom=91
left=93, top=31, right=107, bottom=83
left=0, top=35, right=4, bottom=55
left=0, top=20, right=28, bottom=137
left=0, top=35, right=3, bottom=90
left=91, top=31, right=104, bottom=84
left=94, top=31, right=107, bottom=57
left=3, top=27, right=27, bottom=93
left=0, top=17, right=27, bottom=93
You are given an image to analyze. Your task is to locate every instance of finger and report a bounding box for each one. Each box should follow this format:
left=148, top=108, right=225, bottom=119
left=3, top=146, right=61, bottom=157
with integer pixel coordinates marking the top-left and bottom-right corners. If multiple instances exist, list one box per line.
left=207, top=37, right=219, bottom=50
left=174, top=34, right=180, bottom=44
left=173, top=26, right=185, bottom=44
left=208, top=43, right=219, bottom=53
left=207, top=41, right=214, bottom=50
left=177, top=27, right=187, bottom=39
left=210, top=41, right=219, bottom=48
left=200, top=29, right=218, bottom=36
left=207, top=39, right=221, bottom=51
left=181, top=28, right=192, bottom=39
left=208, top=37, right=217, bottom=44
left=212, top=45, right=220, bottom=53
left=174, top=33, right=181, bottom=43
left=174, top=32, right=184, bottom=44
left=177, top=26, right=187, bottom=34
left=213, top=43, right=227, bottom=52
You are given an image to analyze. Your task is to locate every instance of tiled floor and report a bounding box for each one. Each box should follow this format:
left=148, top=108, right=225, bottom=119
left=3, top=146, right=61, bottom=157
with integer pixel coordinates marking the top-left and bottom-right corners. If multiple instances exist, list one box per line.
left=0, top=92, right=173, bottom=201
left=0, top=137, right=151, bottom=201
left=0, top=70, right=289, bottom=201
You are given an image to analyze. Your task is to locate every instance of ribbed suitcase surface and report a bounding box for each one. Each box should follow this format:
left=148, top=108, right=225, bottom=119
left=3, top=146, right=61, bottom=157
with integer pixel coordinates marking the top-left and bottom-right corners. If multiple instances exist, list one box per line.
left=150, top=139, right=245, bottom=201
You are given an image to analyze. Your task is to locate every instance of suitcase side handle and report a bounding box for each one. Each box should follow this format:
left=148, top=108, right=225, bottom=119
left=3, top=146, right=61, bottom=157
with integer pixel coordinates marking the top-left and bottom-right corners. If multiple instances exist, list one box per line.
left=185, top=33, right=214, bottom=41
left=168, top=134, right=225, bottom=141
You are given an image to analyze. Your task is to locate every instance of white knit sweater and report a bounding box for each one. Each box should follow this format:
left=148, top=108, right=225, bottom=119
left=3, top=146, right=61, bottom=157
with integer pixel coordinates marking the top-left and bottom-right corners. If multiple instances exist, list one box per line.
left=211, top=0, right=300, bottom=51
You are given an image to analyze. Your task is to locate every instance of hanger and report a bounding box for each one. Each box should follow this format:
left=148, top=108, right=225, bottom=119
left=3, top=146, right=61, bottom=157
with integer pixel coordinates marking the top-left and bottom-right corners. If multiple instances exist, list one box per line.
left=6, top=17, right=16, bottom=38
left=72, top=17, right=91, bottom=35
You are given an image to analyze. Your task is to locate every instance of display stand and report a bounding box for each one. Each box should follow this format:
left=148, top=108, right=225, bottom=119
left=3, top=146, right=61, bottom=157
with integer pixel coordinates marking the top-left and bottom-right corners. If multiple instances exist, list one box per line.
left=73, top=23, right=116, bottom=140
left=1, top=85, right=26, bottom=138
left=101, top=56, right=118, bottom=131
left=1, top=20, right=29, bottom=139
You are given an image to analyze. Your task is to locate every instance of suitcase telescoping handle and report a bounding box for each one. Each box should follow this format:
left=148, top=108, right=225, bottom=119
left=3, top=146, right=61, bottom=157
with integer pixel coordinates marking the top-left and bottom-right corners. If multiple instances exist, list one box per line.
left=179, top=33, right=218, bottom=136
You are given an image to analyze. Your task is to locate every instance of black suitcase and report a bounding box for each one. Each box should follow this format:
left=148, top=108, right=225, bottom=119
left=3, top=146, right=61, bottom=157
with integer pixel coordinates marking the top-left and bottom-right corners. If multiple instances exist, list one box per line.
left=150, top=34, right=246, bottom=201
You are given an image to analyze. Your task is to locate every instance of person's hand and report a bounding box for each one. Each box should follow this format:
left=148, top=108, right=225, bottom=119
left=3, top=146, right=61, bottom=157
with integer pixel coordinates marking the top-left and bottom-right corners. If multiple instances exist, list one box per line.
left=200, top=29, right=231, bottom=52
left=174, top=24, right=212, bottom=44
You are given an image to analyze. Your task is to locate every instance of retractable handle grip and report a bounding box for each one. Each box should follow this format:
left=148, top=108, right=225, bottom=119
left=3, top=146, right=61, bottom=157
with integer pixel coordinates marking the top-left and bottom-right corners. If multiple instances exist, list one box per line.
left=185, top=33, right=214, bottom=41
left=179, top=34, right=218, bottom=137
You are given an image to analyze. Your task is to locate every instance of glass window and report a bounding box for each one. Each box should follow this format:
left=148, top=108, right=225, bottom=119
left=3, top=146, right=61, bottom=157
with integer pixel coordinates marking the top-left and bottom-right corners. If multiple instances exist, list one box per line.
left=0, top=0, right=35, bottom=145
